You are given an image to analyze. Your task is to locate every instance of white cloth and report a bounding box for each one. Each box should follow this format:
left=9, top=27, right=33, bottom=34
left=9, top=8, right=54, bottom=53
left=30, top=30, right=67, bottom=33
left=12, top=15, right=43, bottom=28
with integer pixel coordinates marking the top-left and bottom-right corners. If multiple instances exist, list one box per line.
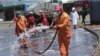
left=70, top=11, right=79, bottom=25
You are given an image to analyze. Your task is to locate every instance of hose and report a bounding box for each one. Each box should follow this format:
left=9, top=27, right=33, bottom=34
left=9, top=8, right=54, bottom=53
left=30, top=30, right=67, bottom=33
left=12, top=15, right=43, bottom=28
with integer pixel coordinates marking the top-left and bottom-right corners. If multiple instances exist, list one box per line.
left=26, top=30, right=58, bottom=54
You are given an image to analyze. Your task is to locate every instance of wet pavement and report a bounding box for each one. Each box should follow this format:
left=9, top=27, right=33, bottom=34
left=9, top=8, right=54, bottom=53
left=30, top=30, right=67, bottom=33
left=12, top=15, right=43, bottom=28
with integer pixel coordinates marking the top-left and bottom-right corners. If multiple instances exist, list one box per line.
left=0, top=28, right=98, bottom=56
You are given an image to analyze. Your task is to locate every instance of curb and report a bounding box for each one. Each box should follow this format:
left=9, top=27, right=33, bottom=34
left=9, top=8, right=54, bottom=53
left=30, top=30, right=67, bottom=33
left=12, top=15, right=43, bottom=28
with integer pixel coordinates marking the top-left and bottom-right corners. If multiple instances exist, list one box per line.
left=0, top=21, right=11, bottom=24
left=82, top=26, right=99, bottom=56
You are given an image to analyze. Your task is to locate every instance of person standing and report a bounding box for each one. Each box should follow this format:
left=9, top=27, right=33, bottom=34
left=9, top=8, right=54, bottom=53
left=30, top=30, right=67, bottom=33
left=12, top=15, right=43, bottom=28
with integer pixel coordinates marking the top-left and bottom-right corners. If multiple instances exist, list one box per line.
left=50, top=5, right=71, bottom=56
left=39, top=10, right=49, bottom=26
left=27, top=11, right=36, bottom=29
left=10, top=11, right=28, bottom=48
left=81, top=6, right=88, bottom=25
left=70, top=7, right=79, bottom=29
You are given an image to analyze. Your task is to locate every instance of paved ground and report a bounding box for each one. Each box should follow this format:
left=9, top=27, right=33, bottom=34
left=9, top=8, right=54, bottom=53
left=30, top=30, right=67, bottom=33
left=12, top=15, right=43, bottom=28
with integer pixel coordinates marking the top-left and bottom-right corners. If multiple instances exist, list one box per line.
left=0, top=21, right=15, bottom=30
left=0, top=14, right=99, bottom=56
left=0, top=24, right=97, bottom=56
left=0, top=22, right=97, bottom=56
left=84, top=25, right=100, bottom=56
left=78, top=14, right=100, bottom=56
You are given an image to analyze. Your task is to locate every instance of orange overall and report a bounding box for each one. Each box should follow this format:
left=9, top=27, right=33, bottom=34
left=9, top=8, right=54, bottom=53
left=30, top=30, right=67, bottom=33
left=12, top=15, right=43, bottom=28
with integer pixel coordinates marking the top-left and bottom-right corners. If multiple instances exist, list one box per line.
left=54, top=11, right=71, bottom=56
left=15, top=16, right=27, bottom=36
left=13, top=16, right=28, bottom=47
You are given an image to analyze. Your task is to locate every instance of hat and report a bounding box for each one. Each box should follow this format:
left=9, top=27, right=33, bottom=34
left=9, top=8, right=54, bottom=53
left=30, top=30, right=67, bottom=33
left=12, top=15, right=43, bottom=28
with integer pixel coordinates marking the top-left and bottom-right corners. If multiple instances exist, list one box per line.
left=39, top=10, right=43, bottom=13
left=16, top=11, right=21, bottom=15
left=29, top=11, right=34, bottom=14
left=15, top=11, right=22, bottom=17
left=72, top=7, right=75, bottom=10
left=56, top=5, right=62, bottom=11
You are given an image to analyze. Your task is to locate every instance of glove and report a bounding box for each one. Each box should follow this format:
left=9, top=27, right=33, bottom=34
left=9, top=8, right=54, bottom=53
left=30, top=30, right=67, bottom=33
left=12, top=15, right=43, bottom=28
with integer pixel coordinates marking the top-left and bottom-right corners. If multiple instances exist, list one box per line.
left=49, top=26, right=54, bottom=29
left=50, top=26, right=57, bottom=29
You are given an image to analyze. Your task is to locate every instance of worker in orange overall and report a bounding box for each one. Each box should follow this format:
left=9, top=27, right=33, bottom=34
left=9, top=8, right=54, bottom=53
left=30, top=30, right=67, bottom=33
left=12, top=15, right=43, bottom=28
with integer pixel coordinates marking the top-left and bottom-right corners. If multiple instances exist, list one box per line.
left=10, top=11, right=28, bottom=48
left=27, top=11, right=36, bottom=29
left=50, top=5, right=71, bottom=56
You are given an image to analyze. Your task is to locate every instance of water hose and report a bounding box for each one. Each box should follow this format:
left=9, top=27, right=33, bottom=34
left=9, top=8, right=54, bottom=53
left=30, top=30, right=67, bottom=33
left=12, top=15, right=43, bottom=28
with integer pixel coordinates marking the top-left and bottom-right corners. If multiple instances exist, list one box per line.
left=29, top=18, right=57, bottom=54
left=37, top=30, right=58, bottom=54
left=26, top=30, right=58, bottom=54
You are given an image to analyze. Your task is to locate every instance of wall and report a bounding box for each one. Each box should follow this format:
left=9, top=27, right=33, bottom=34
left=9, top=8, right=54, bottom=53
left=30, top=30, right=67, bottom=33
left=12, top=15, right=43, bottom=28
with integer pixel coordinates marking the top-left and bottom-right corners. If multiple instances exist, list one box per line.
left=0, top=12, right=5, bottom=21
left=89, top=1, right=100, bottom=24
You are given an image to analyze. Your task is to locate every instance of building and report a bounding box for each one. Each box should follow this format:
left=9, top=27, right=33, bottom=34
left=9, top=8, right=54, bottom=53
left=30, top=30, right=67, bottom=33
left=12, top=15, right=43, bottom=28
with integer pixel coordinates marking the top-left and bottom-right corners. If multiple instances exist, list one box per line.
left=0, top=0, right=90, bottom=21
left=0, top=0, right=41, bottom=21
left=89, top=0, right=100, bottom=24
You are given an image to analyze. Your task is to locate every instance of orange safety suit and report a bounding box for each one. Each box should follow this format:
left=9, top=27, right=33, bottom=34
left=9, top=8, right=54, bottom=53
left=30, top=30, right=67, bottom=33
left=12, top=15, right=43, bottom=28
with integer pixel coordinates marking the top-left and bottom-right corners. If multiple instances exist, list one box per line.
left=54, top=11, right=71, bottom=56
left=41, top=12, right=48, bottom=26
left=13, top=16, right=28, bottom=47
left=13, top=16, right=27, bottom=36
